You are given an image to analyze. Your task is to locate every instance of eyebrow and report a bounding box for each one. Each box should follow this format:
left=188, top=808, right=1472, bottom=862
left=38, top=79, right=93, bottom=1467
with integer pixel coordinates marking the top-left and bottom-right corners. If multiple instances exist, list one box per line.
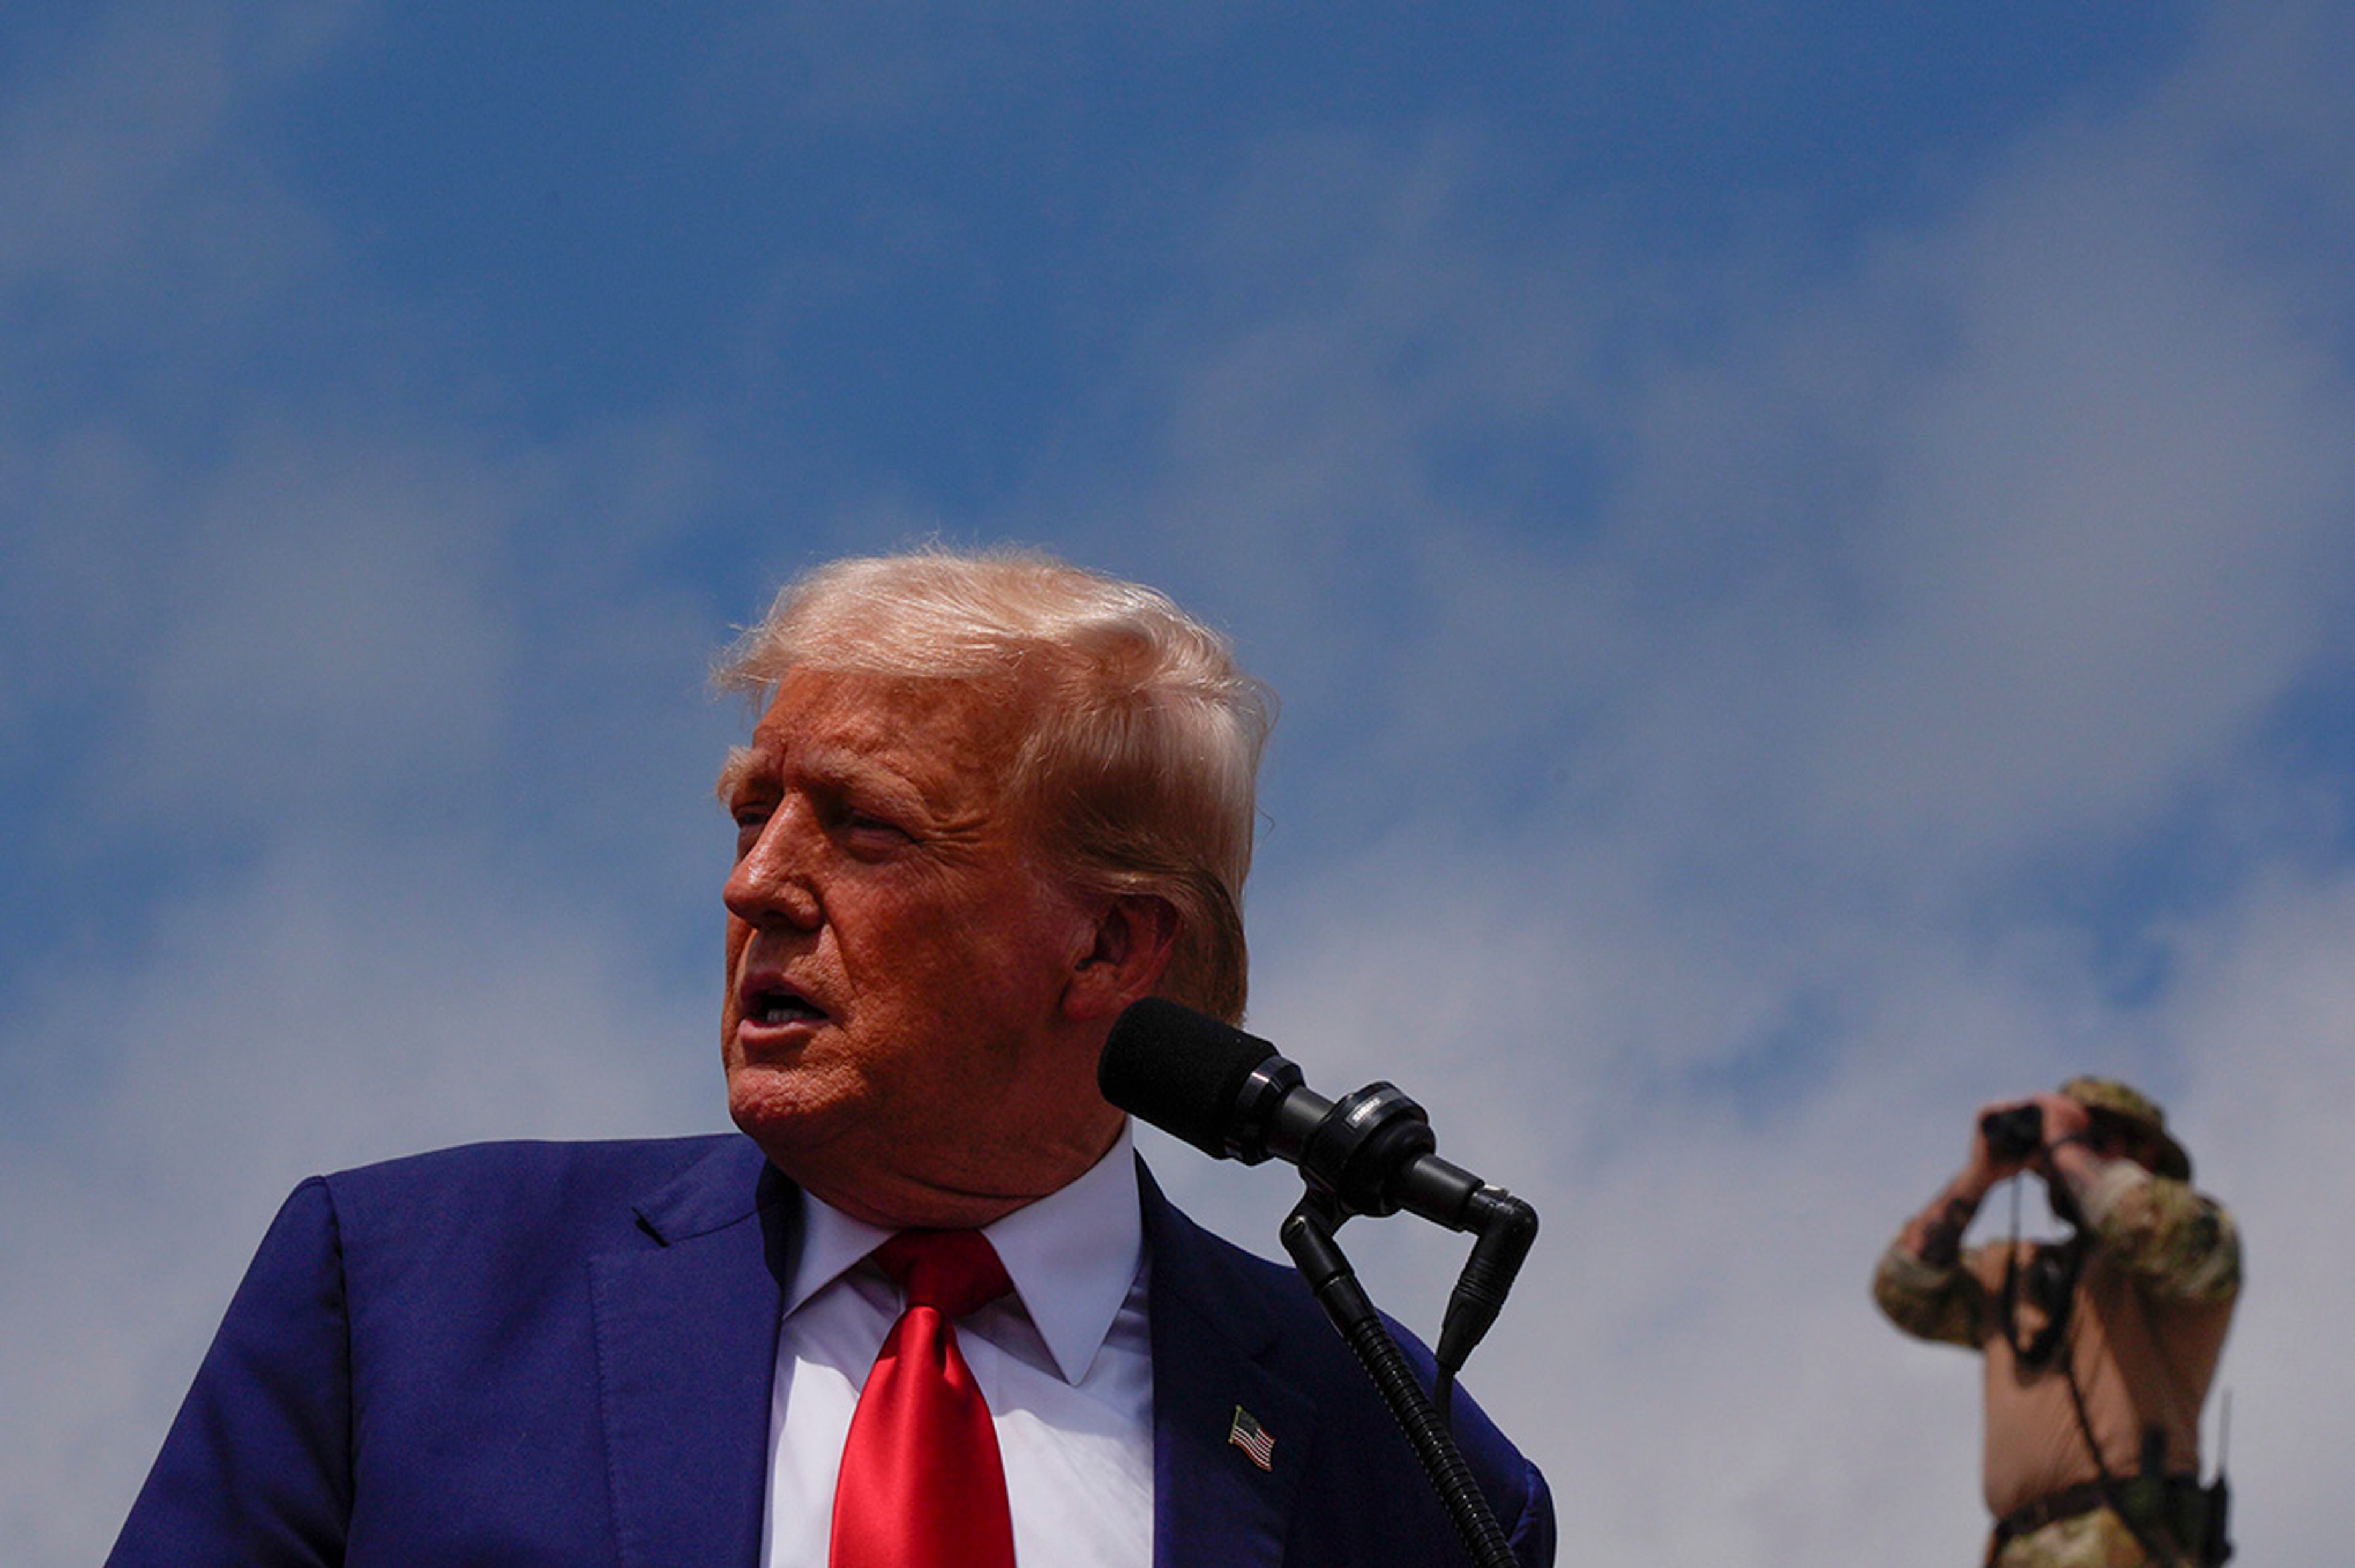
left=713, top=745, right=757, bottom=805
left=713, top=739, right=930, bottom=817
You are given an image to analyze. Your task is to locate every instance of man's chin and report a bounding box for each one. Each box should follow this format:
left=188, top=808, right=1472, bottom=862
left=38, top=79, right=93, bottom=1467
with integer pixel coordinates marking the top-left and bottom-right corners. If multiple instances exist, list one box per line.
left=724, top=1068, right=849, bottom=1156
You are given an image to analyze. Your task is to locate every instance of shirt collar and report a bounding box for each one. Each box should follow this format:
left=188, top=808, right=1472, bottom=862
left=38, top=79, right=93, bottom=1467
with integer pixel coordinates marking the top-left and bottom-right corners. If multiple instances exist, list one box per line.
left=783, top=1123, right=1144, bottom=1388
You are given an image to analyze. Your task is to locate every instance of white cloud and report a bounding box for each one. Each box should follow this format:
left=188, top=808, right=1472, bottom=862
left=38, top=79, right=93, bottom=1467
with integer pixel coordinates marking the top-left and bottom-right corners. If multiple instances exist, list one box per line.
left=0, top=404, right=749, bottom=1562
left=0, top=13, right=740, bottom=1548
left=7, top=2, right=2354, bottom=1565
left=1569, top=129, right=2355, bottom=895
left=1810, top=148, right=2354, bottom=851
left=2162, top=869, right=2355, bottom=1555
left=1116, top=9, right=2355, bottom=1564
left=0, top=0, right=360, bottom=314
left=107, top=427, right=526, bottom=819
left=1073, top=15, right=2355, bottom=904
left=1146, top=825, right=2342, bottom=1563
left=0, top=836, right=722, bottom=1562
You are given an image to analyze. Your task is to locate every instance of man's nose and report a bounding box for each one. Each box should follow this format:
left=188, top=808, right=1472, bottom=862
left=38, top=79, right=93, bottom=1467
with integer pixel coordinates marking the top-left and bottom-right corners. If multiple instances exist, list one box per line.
left=724, top=805, right=823, bottom=930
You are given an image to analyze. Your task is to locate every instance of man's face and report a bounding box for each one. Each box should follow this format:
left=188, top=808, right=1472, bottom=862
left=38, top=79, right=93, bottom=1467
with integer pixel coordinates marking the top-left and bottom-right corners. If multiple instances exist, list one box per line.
left=2086, top=1116, right=2160, bottom=1174
left=718, top=666, right=1123, bottom=1228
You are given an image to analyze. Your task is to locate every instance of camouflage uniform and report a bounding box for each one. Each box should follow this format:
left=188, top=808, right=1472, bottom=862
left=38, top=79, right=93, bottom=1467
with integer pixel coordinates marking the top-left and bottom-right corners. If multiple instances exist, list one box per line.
left=1991, top=1507, right=2182, bottom=1568
left=1874, top=1080, right=2240, bottom=1568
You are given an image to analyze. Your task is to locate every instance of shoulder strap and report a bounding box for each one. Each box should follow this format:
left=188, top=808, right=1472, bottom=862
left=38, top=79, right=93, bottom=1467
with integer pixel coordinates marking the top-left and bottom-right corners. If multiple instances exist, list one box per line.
left=2056, top=1307, right=2180, bottom=1567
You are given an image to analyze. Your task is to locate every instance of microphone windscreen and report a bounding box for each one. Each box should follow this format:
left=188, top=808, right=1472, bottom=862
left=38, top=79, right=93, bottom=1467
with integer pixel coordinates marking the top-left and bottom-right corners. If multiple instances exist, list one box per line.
left=1098, top=998, right=1278, bottom=1159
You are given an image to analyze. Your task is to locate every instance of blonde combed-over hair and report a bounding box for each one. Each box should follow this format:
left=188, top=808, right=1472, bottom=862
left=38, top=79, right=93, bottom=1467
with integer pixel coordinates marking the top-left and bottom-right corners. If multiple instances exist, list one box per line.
left=713, top=547, right=1274, bottom=1023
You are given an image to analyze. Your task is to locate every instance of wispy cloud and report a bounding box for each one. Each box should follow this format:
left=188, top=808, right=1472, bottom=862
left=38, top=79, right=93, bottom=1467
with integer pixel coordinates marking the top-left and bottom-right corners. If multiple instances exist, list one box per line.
left=6, top=2, right=2351, bottom=1564
left=1120, top=9, right=2354, bottom=1561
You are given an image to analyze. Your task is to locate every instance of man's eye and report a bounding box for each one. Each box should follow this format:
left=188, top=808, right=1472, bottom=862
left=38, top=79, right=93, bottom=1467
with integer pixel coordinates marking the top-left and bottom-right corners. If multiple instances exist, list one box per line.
left=731, top=805, right=772, bottom=850
left=832, top=803, right=914, bottom=851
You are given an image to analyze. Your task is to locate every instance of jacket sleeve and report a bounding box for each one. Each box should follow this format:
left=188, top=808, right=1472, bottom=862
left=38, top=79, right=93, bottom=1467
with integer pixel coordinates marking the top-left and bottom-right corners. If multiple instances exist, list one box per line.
left=1871, top=1237, right=1989, bottom=1348
left=2080, top=1164, right=2242, bottom=1306
left=106, top=1177, right=355, bottom=1568
left=1508, top=1455, right=1556, bottom=1567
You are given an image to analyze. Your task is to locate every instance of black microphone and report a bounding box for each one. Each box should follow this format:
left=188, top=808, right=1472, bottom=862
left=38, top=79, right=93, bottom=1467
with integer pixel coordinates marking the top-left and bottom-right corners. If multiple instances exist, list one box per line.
left=1099, top=997, right=1537, bottom=1369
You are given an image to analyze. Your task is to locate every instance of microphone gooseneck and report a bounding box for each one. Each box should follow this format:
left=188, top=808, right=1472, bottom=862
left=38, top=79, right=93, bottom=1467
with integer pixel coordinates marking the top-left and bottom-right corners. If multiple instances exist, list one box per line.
left=1097, top=997, right=1539, bottom=1367
left=1101, top=998, right=1538, bottom=1568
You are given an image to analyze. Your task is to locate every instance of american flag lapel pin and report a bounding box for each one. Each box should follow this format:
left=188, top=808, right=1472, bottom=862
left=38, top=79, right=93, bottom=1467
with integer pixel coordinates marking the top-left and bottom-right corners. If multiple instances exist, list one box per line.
left=1227, top=1405, right=1275, bottom=1470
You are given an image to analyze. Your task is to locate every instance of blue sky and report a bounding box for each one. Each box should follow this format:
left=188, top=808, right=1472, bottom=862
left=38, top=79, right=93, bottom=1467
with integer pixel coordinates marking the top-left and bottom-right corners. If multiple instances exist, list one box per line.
left=6, top=3, right=2353, bottom=1561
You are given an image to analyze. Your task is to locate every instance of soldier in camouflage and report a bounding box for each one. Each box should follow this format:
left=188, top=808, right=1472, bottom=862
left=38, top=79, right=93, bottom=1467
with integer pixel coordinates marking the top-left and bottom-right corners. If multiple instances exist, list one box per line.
left=1874, top=1079, right=2240, bottom=1567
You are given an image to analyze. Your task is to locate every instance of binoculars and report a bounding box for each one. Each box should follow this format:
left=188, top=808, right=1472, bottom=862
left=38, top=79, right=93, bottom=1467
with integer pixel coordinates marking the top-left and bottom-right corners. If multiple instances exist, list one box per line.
left=1980, top=1104, right=2044, bottom=1161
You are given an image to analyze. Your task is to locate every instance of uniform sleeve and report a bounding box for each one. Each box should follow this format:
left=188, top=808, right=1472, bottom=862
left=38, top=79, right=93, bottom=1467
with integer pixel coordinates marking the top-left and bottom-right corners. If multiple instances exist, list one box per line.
left=1871, top=1237, right=1988, bottom=1347
left=2079, top=1165, right=2242, bottom=1306
left=105, top=1177, right=356, bottom=1568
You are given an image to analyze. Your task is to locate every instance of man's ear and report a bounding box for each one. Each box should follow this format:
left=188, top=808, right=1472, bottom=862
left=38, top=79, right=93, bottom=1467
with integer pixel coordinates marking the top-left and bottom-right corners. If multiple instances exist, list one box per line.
left=1063, top=895, right=1181, bottom=1022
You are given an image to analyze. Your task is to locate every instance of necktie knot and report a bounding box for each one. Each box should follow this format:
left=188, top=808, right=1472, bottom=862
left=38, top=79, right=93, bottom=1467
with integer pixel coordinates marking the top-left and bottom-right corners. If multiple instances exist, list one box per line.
left=872, top=1230, right=1012, bottom=1319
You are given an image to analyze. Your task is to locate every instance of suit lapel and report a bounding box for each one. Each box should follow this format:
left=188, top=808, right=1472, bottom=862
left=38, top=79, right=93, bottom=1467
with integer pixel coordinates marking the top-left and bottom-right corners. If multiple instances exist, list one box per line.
left=587, top=1144, right=1322, bottom=1567
left=1143, top=1168, right=1315, bottom=1568
left=591, top=1138, right=792, bottom=1568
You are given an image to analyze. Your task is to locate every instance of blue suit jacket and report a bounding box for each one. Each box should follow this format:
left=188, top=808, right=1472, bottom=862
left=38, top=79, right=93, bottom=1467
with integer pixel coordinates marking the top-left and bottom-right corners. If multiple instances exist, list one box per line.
left=109, top=1135, right=1553, bottom=1566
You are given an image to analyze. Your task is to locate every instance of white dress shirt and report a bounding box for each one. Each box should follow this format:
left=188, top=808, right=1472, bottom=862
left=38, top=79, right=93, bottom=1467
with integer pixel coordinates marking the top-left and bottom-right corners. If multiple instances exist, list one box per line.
left=760, top=1125, right=1157, bottom=1568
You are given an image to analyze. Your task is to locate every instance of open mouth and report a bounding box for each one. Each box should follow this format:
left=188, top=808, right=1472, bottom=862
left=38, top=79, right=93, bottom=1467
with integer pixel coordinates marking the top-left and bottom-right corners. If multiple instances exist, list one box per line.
left=745, top=985, right=827, bottom=1027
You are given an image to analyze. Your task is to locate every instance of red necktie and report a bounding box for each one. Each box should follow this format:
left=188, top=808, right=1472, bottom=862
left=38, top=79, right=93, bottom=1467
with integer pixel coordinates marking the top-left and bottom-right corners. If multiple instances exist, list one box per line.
left=829, top=1230, right=1017, bottom=1568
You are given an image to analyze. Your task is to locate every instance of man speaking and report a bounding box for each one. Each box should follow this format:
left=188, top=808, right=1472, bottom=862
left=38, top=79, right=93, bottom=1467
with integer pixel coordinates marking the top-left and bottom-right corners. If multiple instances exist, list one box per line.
left=108, top=548, right=1555, bottom=1566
